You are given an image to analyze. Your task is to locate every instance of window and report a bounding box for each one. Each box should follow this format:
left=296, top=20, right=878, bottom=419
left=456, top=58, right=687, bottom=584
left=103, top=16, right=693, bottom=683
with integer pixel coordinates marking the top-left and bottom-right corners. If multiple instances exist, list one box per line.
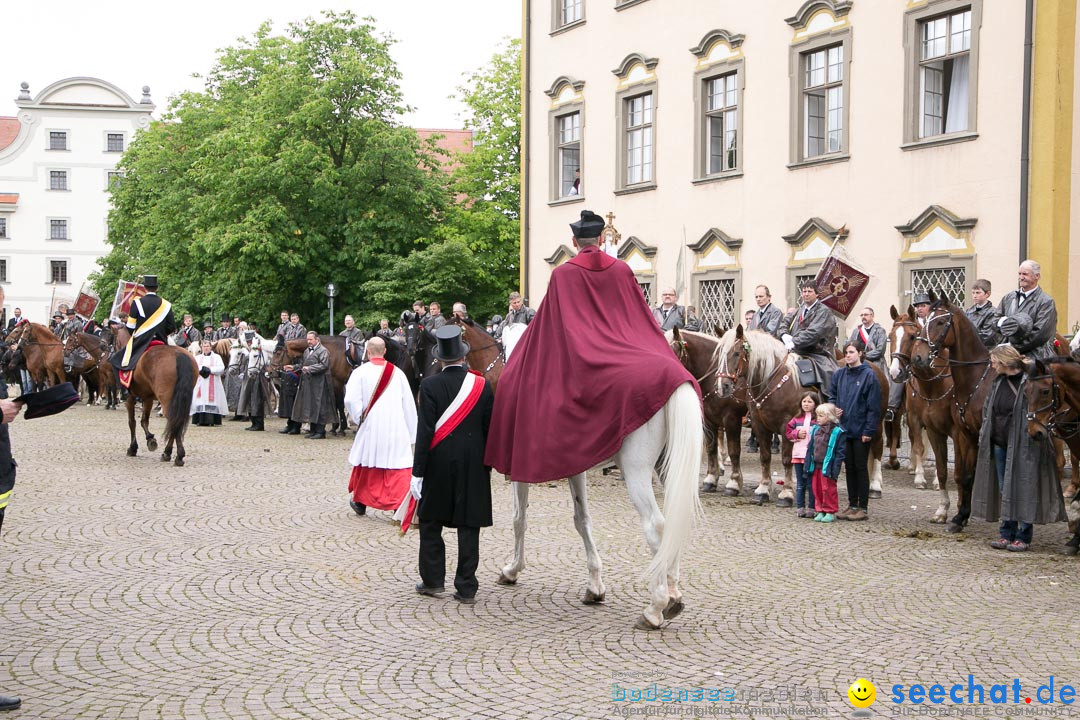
left=911, top=266, right=966, bottom=307
left=50, top=219, right=68, bottom=240
left=705, top=72, right=738, bottom=175
left=49, top=170, right=68, bottom=191
left=0, top=218, right=6, bottom=239
left=556, top=112, right=581, bottom=198
left=919, top=9, right=972, bottom=137
left=697, top=278, right=737, bottom=331
left=637, top=281, right=653, bottom=307
left=0, top=259, right=6, bottom=283
left=48, top=131, right=68, bottom=150
left=106, top=132, right=125, bottom=152
left=50, top=260, right=68, bottom=284
left=625, top=93, right=654, bottom=186
left=107, top=171, right=124, bottom=191
left=803, top=44, right=844, bottom=158
left=560, top=0, right=582, bottom=25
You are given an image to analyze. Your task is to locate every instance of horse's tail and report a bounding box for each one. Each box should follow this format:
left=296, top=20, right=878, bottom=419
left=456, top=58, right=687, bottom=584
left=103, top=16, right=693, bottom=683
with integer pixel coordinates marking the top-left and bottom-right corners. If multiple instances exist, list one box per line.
left=165, top=351, right=195, bottom=445
left=649, top=382, right=704, bottom=582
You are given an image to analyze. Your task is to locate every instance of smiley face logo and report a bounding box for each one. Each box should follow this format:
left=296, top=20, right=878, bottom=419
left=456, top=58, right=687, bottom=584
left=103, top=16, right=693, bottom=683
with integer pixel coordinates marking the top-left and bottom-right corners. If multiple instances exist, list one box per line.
left=848, top=678, right=876, bottom=708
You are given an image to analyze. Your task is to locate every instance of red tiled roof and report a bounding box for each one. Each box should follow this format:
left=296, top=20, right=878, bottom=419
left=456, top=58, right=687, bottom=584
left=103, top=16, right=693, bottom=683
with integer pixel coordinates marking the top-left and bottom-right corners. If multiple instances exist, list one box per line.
left=416, top=128, right=473, bottom=173
left=0, top=194, right=17, bottom=205
left=0, top=117, right=20, bottom=153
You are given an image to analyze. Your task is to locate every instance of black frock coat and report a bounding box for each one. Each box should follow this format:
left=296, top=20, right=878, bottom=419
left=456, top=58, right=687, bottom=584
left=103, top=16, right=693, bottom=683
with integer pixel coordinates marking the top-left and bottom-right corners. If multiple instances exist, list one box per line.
left=413, top=365, right=495, bottom=528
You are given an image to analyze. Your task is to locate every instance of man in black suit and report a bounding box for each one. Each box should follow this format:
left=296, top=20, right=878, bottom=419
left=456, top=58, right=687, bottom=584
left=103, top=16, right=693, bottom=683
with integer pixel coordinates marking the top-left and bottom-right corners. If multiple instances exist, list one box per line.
left=4, top=308, right=21, bottom=332
left=411, top=326, right=495, bottom=605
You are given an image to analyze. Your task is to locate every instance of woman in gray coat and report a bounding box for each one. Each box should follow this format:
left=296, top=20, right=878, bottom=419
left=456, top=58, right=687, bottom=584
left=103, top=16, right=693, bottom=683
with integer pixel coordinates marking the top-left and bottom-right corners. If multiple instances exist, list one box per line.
left=971, top=345, right=1065, bottom=551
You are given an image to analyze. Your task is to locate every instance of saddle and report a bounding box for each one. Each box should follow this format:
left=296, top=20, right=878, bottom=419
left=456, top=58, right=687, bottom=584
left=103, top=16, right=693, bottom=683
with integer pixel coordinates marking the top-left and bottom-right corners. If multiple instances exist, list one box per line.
left=345, top=339, right=362, bottom=367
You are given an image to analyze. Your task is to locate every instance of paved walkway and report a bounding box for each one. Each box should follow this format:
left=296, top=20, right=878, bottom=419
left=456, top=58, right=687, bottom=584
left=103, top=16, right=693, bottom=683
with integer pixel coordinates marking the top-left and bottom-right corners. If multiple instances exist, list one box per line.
left=2, top=404, right=1078, bottom=719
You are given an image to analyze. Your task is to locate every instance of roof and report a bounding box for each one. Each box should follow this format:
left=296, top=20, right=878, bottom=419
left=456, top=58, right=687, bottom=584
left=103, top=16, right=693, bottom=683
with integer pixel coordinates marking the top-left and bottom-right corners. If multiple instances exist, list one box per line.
left=416, top=128, right=473, bottom=173
left=0, top=117, right=20, bottom=153
left=0, top=193, right=17, bottom=205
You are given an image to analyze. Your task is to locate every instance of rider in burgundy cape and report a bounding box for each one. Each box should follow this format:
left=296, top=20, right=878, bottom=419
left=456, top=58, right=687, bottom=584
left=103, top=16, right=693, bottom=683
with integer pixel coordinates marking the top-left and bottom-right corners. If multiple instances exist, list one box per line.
left=484, top=210, right=698, bottom=484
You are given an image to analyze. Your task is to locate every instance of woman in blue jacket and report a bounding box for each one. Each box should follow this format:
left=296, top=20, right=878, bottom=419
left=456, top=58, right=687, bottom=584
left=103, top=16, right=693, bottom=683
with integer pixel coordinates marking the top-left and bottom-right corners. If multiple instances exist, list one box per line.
left=829, top=341, right=883, bottom=521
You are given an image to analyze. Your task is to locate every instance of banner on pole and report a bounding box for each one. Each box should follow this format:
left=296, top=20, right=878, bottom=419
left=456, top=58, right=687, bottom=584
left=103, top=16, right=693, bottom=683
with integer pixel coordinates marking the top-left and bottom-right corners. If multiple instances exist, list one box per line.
left=73, top=285, right=100, bottom=320
left=813, top=242, right=871, bottom=319
left=109, top=280, right=147, bottom=319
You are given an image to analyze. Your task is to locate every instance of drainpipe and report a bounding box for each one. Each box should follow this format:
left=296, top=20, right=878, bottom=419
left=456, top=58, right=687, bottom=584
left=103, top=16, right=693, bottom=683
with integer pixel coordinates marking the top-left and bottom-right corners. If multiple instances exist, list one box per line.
left=1019, top=0, right=1034, bottom=262
left=520, top=0, right=531, bottom=298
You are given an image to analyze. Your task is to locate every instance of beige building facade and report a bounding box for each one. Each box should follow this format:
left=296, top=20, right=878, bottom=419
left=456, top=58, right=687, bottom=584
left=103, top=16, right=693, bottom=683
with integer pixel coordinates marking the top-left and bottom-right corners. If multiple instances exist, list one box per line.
left=522, top=0, right=1079, bottom=335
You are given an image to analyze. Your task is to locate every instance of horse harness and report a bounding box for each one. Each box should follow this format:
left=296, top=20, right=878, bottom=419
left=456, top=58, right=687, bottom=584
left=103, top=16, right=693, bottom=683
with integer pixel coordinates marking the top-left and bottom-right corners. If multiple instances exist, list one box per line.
left=916, top=308, right=992, bottom=421
left=746, top=351, right=793, bottom=410
left=1027, top=372, right=1080, bottom=440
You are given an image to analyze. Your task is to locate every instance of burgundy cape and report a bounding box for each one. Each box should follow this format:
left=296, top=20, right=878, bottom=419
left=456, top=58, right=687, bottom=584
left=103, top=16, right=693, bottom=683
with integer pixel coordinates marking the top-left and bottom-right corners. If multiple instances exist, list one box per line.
left=484, top=245, right=698, bottom=483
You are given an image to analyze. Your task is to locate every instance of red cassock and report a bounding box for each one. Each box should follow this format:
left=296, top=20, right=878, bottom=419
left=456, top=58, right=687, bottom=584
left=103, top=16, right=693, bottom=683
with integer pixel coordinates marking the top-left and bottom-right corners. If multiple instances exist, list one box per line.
left=484, top=245, right=699, bottom=483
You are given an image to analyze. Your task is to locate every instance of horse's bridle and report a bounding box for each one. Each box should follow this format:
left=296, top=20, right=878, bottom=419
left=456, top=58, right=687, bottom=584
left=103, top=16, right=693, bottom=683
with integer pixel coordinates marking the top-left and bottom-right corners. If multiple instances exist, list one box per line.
left=1026, top=373, right=1079, bottom=439
left=915, top=307, right=992, bottom=419
left=892, top=319, right=954, bottom=400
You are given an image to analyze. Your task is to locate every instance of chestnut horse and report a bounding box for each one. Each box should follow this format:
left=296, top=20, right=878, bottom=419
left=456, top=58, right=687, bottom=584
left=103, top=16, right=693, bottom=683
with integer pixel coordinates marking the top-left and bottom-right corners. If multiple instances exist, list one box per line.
left=1026, top=358, right=1080, bottom=546
left=114, top=327, right=197, bottom=466
left=889, top=308, right=961, bottom=523
left=5, top=322, right=66, bottom=387
left=449, top=317, right=505, bottom=393
left=668, top=327, right=747, bottom=493
left=910, top=296, right=996, bottom=532
left=64, top=332, right=115, bottom=408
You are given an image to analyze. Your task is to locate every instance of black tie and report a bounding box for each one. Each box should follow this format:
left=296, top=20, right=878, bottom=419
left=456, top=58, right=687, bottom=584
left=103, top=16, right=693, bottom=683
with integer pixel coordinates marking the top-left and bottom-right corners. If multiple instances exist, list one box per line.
left=1017, top=290, right=1026, bottom=306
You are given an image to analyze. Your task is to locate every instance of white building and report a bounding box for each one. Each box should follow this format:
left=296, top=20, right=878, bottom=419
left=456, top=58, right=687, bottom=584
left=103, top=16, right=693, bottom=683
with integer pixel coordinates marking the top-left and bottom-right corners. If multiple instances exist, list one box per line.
left=0, top=77, right=154, bottom=324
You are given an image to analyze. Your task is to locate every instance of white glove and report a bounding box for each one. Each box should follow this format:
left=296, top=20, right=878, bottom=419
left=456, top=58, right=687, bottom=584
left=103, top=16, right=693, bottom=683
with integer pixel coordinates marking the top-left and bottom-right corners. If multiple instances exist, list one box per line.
left=410, top=475, right=423, bottom=501
left=782, top=334, right=795, bottom=351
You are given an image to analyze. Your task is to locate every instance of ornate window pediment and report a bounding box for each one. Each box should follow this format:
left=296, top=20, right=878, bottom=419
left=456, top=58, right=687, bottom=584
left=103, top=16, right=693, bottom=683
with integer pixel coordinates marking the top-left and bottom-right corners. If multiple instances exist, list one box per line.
left=617, top=235, right=657, bottom=272
left=786, top=0, right=853, bottom=41
left=612, top=53, right=659, bottom=87
left=545, top=244, right=577, bottom=266
left=687, top=228, right=742, bottom=270
left=895, top=205, right=976, bottom=257
left=545, top=76, right=586, bottom=107
left=689, top=29, right=746, bottom=66
left=783, top=218, right=848, bottom=266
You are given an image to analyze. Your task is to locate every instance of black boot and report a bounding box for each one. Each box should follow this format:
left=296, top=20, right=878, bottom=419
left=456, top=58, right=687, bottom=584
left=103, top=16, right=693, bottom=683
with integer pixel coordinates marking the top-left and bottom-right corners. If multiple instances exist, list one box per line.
left=350, top=500, right=366, bottom=516
left=0, top=694, right=20, bottom=711
left=230, top=414, right=247, bottom=422
left=307, top=424, right=326, bottom=439
left=245, top=417, right=264, bottom=431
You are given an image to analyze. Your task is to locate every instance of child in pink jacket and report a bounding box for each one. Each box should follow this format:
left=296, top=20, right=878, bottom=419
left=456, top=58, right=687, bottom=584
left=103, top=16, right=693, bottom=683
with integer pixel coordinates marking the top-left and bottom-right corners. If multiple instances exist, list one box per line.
left=785, top=392, right=819, bottom=518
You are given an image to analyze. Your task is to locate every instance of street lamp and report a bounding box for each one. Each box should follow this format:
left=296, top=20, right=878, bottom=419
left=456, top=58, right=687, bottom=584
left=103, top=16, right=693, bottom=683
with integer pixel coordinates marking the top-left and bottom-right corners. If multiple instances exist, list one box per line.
left=325, top=282, right=339, bottom=335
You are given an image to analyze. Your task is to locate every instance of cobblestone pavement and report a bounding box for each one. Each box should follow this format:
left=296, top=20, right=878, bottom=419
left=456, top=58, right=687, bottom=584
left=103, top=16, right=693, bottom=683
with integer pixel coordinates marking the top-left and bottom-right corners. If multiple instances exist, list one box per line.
left=2, top=404, right=1079, bottom=719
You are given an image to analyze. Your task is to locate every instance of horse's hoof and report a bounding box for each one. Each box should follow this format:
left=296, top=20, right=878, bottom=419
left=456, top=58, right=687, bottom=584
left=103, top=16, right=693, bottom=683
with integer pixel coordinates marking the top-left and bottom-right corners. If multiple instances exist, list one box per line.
left=751, top=493, right=769, bottom=506
left=1061, top=544, right=1079, bottom=556
left=930, top=516, right=946, bottom=524
left=869, top=490, right=882, bottom=500
left=914, top=481, right=927, bottom=490
left=722, top=487, right=740, bottom=497
left=775, top=497, right=793, bottom=508
left=633, top=616, right=662, bottom=631
left=945, top=523, right=964, bottom=534
left=127, top=449, right=137, bottom=457
left=496, top=572, right=517, bottom=586
left=175, top=459, right=185, bottom=467
left=886, top=459, right=901, bottom=470
left=582, top=589, right=605, bottom=605
left=147, top=440, right=158, bottom=451
left=702, top=482, right=717, bottom=493
left=717, top=467, right=725, bottom=477
left=160, top=453, right=171, bottom=462
left=662, top=598, right=684, bottom=620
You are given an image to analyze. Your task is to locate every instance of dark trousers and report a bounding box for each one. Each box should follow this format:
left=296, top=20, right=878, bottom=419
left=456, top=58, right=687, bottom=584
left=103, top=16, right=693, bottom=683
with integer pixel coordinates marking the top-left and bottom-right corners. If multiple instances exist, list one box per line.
left=844, top=436, right=872, bottom=510
left=419, top=521, right=480, bottom=598
left=0, top=467, right=15, bottom=535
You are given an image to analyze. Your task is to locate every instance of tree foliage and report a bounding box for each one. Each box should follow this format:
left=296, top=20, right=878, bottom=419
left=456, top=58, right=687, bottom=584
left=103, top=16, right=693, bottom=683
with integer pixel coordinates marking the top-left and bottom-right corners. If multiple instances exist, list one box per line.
left=93, top=12, right=449, bottom=330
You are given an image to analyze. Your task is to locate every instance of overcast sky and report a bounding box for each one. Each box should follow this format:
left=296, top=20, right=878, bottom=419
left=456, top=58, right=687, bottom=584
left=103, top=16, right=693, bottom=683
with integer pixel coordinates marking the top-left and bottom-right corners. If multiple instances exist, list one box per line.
left=1, top=0, right=521, bottom=128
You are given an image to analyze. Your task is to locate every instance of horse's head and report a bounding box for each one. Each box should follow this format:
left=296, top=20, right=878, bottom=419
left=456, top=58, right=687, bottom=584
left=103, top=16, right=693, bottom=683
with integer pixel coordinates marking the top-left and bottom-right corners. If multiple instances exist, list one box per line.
left=1025, top=360, right=1059, bottom=442
left=228, top=340, right=248, bottom=369
left=3, top=321, right=27, bottom=347
left=404, top=322, right=422, bottom=355
left=668, top=327, right=691, bottom=367
left=718, top=325, right=751, bottom=398
left=912, top=297, right=957, bottom=371
left=888, top=306, right=920, bottom=382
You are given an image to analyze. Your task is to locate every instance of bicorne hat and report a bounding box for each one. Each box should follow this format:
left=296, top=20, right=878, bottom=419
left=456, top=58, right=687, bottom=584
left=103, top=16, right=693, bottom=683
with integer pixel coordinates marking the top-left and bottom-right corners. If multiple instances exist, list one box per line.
left=569, top=210, right=605, bottom=239
left=912, top=292, right=931, bottom=306
left=16, top=382, right=81, bottom=420
left=433, top=325, right=470, bottom=362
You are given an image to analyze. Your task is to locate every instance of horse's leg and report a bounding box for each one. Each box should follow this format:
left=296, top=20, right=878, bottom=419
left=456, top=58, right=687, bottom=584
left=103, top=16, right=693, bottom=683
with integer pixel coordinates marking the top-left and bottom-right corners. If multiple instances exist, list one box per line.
left=497, top=481, right=529, bottom=585
left=947, top=434, right=976, bottom=533
left=567, top=472, right=606, bottom=605
left=776, top=438, right=794, bottom=508
left=161, top=390, right=175, bottom=463
left=126, top=394, right=139, bottom=456
left=142, top=397, right=157, bottom=452
left=702, top=421, right=720, bottom=492
left=723, top=416, right=742, bottom=495
left=927, top=431, right=951, bottom=523
left=868, top=432, right=884, bottom=499
left=751, top=421, right=772, bottom=505
left=909, top=414, right=928, bottom=488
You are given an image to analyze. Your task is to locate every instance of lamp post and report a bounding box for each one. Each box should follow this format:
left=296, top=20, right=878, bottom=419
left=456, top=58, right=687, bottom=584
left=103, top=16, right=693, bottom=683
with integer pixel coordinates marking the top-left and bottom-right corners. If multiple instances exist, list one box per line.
left=325, top=282, right=338, bottom=335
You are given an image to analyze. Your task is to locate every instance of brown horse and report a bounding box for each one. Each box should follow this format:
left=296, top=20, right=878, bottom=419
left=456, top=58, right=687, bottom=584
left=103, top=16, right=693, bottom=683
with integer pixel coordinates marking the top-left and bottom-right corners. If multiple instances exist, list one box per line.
left=731, top=326, right=890, bottom=506
left=1026, top=358, right=1080, bottom=508
left=114, top=328, right=197, bottom=466
left=669, top=327, right=747, bottom=493
left=889, top=308, right=966, bottom=524
left=270, top=336, right=351, bottom=435
left=5, top=322, right=66, bottom=387
left=450, top=317, right=505, bottom=393
left=63, top=332, right=112, bottom=406
left=910, top=295, right=996, bottom=531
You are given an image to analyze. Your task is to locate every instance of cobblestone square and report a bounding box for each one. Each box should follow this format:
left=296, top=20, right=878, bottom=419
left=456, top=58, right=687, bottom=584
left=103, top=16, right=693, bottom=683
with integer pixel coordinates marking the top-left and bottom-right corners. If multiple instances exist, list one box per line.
left=2, top=404, right=1078, bottom=719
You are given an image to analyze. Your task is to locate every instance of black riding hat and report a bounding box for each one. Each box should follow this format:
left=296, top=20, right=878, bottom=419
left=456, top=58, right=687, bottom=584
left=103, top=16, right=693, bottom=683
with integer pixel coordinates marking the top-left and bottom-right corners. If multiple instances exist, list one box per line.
left=17, top=382, right=81, bottom=420
left=912, top=292, right=931, bottom=306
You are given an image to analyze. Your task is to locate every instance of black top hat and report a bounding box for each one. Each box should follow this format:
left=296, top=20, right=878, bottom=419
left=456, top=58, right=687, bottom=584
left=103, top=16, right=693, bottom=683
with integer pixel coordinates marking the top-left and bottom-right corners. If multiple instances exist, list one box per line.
left=570, top=210, right=605, bottom=239
left=142, top=274, right=159, bottom=289
left=52, top=311, right=64, bottom=319
left=433, top=325, right=470, bottom=361
left=66, top=308, right=76, bottom=316
left=16, top=382, right=81, bottom=420
left=912, top=292, right=931, bottom=306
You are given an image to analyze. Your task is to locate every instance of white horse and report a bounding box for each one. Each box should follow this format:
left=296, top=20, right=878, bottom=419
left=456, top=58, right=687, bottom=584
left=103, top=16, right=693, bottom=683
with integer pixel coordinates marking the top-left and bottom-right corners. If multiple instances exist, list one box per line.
left=496, top=382, right=703, bottom=630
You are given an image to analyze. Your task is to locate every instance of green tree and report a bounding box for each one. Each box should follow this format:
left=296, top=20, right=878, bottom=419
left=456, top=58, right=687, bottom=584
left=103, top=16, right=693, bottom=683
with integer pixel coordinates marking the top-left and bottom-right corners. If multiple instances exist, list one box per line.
left=92, top=12, right=450, bottom=331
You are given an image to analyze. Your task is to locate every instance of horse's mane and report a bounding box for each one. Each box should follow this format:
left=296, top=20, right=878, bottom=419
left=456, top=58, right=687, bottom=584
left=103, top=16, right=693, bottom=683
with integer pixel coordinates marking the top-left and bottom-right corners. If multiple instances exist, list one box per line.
left=744, top=329, right=798, bottom=385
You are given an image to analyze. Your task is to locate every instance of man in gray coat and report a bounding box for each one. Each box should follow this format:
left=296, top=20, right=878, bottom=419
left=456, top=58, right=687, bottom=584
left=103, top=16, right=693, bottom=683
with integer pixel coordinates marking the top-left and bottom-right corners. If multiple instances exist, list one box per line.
left=780, top=280, right=839, bottom=400
left=288, top=331, right=337, bottom=439
left=747, top=285, right=783, bottom=337
left=652, top=287, right=686, bottom=332
left=965, top=279, right=1002, bottom=350
left=847, top=307, right=887, bottom=371
left=994, top=260, right=1057, bottom=360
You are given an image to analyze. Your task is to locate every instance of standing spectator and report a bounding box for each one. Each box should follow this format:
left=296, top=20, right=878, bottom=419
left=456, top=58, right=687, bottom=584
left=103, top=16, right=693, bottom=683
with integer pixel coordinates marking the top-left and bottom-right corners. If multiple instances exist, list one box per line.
left=344, top=337, right=417, bottom=517
left=748, top=285, right=783, bottom=336
left=972, top=345, right=1065, bottom=551
left=191, top=339, right=227, bottom=426
left=780, top=280, right=839, bottom=401
left=5, top=307, right=21, bottom=332
left=237, top=334, right=272, bottom=431
left=785, top=392, right=819, bottom=518
left=805, top=403, right=846, bottom=523
left=830, top=341, right=883, bottom=521
left=289, top=331, right=336, bottom=439
left=995, top=259, right=1058, bottom=360
left=411, top=326, right=495, bottom=604
left=0, top=304, right=23, bottom=710
left=174, top=314, right=201, bottom=348
left=652, top=288, right=686, bottom=331
left=224, top=338, right=247, bottom=423
left=276, top=313, right=308, bottom=435
left=744, top=310, right=755, bottom=328
left=965, top=279, right=1002, bottom=351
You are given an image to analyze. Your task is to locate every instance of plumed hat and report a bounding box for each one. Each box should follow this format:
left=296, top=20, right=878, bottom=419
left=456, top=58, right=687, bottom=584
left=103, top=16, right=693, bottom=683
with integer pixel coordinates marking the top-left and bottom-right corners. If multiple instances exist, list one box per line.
left=569, top=210, right=605, bottom=239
